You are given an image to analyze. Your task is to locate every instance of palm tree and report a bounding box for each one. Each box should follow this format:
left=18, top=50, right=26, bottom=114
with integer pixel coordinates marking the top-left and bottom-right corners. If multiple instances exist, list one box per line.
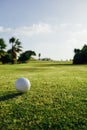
left=0, top=38, right=6, bottom=59
left=9, top=37, right=22, bottom=64
left=38, top=53, right=41, bottom=60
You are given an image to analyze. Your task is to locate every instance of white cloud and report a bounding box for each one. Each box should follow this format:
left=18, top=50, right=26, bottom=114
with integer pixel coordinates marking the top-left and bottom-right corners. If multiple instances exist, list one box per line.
left=0, top=26, right=3, bottom=32
left=14, top=23, right=52, bottom=37
left=0, top=26, right=12, bottom=32
left=0, top=23, right=52, bottom=37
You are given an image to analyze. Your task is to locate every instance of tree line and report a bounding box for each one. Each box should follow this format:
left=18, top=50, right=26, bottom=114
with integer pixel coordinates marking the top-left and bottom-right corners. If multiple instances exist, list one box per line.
left=0, top=37, right=36, bottom=64
left=0, top=37, right=87, bottom=64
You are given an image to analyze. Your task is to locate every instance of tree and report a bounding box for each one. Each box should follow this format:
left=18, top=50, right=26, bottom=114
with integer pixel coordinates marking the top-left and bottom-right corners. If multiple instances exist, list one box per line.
left=18, top=50, right=36, bottom=63
left=0, top=38, right=7, bottom=62
left=38, top=53, right=41, bottom=60
left=73, top=44, right=87, bottom=64
left=1, top=53, right=12, bottom=64
left=9, top=37, right=22, bottom=64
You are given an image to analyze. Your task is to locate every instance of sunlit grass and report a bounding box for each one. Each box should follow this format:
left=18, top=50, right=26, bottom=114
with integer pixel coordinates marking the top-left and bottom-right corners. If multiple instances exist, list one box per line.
left=0, top=61, right=87, bottom=129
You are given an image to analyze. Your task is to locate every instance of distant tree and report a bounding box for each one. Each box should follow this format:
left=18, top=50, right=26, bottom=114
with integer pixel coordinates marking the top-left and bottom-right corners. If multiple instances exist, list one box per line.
left=42, top=58, right=52, bottom=61
left=38, top=53, right=41, bottom=60
left=18, top=50, right=36, bottom=63
left=0, top=38, right=7, bottom=63
left=9, top=37, right=22, bottom=64
left=73, top=44, right=87, bottom=64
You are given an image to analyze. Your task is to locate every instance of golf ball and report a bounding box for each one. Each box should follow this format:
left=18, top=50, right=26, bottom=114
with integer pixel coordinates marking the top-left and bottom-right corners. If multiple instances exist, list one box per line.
left=15, top=77, right=31, bottom=92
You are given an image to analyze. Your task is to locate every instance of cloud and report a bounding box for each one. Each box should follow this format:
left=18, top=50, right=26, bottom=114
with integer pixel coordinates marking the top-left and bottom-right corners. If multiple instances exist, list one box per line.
left=14, top=23, right=52, bottom=37
left=0, top=26, right=12, bottom=32
left=0, top=23, right=52, bottom=36
left=1, top=23, right=87, bottom=40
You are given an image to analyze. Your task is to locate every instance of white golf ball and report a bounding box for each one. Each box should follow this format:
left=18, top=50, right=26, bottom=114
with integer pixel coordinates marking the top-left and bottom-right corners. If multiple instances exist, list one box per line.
left=15, top=77, right=31, bottom=92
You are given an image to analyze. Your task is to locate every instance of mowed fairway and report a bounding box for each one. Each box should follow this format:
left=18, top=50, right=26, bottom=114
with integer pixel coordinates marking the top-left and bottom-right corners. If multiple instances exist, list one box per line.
left=0, top=61, right=87, bottom=130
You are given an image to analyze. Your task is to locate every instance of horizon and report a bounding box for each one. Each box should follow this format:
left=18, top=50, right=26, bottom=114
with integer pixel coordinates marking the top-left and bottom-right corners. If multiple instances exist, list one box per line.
left=0, top=0, right=87, bottom=60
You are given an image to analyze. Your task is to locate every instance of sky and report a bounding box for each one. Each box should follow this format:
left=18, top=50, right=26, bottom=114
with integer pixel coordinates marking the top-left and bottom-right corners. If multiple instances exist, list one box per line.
left=0, top=0, right=87, bottom=60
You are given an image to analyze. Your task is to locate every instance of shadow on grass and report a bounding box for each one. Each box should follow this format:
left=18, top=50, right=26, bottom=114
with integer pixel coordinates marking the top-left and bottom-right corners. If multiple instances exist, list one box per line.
left=0, top=92, right=23, bottom=101
left=17, top=63, right=74, bottom=72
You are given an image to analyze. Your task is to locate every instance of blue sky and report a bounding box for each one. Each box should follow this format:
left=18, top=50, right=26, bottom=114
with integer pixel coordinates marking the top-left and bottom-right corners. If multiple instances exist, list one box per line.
left=0, top=0, right=87, bottom=60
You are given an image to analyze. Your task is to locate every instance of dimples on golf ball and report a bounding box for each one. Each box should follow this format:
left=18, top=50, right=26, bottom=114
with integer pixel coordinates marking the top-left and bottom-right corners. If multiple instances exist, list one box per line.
left=15, top=78, right=31, bottom=92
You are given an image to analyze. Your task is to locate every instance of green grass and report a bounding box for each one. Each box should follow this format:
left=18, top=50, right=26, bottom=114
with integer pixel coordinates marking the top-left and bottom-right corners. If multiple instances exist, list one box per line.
left=0, top=61, right=87, bottom=130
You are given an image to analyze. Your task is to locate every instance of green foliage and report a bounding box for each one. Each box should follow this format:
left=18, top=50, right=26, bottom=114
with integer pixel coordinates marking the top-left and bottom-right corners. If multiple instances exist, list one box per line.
left=0, top=38, right=6, bottom=50
left=1, top=52, right=12, bottom=64
left=0, top=38, right=6, bottom=59
left=0, top=38, right=7, bottom=64
left=0, top=61, right=87, bottom=129
left=73, top=45, right=87, bottom=64
left=9, top=37, right=22, bottom=64
left=18, top=50, right=36, bottom=63
left=0, top=37, right=36, bottom=64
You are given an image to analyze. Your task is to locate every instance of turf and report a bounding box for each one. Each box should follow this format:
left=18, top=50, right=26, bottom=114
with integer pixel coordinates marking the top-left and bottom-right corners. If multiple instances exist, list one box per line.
left=0, top=61, right=87, bottom=130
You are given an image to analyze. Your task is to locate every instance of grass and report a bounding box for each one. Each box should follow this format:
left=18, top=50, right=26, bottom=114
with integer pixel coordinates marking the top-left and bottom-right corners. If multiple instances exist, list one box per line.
left=0, top=61, right=87, bottom=130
